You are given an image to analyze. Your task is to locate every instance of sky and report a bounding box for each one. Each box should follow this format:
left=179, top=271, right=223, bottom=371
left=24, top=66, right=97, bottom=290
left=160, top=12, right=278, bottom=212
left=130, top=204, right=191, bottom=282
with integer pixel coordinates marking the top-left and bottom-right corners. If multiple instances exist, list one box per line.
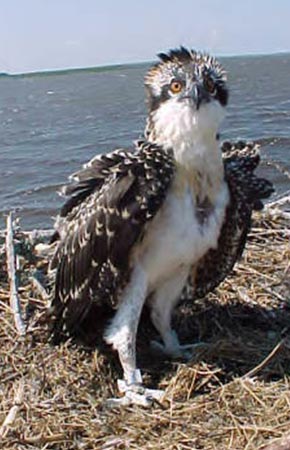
left=0, top=0, right=289, bottom=74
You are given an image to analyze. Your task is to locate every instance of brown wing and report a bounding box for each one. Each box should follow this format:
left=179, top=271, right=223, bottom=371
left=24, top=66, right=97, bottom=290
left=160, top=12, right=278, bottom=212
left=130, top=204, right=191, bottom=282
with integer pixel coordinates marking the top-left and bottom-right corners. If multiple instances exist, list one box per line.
left=191, top=141, right=274, bottom=299
left=50, top=142, right=175, bottom=341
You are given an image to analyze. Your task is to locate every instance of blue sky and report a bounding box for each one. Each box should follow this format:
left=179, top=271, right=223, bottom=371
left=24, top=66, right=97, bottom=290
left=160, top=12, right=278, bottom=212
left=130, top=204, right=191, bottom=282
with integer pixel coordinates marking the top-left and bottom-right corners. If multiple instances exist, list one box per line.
left=1, top=0, right=289, bottom=73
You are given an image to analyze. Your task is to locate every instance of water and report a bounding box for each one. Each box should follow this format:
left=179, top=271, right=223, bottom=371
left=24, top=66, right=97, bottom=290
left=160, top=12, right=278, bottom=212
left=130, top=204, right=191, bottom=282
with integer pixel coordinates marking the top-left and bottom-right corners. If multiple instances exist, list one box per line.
left=0, top=53, right=290, bottom=230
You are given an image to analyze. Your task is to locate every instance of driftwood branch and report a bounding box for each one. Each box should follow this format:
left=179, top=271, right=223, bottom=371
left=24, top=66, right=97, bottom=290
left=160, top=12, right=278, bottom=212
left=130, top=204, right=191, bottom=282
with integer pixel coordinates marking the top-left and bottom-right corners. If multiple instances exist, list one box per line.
left=0, top=379, right=25, bottom=438
left=5, top=213, right=26, bottom=335
left=264, top=207, right=290, bottom=221
left=266, top=193, right=290, bottom=210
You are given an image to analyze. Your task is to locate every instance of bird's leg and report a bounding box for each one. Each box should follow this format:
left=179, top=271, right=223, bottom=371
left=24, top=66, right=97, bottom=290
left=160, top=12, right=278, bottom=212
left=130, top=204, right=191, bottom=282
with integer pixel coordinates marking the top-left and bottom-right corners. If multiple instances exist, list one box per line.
left=104, top=266, right=164, bottom=407
left=150, top=268, right=202, bottom=360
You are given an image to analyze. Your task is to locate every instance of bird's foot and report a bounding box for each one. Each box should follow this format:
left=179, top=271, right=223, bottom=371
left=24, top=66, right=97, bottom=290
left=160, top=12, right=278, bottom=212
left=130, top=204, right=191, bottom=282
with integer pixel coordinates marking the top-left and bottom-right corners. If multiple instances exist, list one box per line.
left=106, top=369, right=164, bottom=408
left=151, top=339, right=208, bottom=361
left=107, top=379, right=164, bottom=408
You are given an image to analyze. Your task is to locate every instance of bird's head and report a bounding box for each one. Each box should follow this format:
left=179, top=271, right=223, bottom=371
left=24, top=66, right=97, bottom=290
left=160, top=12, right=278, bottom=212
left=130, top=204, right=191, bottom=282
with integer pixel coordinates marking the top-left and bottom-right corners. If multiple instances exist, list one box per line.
left=144, top=47, right=228, bottom=159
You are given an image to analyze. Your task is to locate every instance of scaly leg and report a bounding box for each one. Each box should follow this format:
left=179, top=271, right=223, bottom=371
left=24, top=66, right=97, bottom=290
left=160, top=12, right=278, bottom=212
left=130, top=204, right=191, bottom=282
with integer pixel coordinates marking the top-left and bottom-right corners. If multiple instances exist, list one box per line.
left=104, top=265, right=164, bottom=407
left=150, top=267, right=202, bottom=360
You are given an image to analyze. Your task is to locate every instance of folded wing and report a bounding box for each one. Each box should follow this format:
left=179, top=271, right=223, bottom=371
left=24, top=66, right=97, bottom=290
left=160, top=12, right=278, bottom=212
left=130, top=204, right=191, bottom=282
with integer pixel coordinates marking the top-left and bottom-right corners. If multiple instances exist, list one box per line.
left=192, top=141, right=274, bottom=298
left=50, top=143, right=175, bottom=340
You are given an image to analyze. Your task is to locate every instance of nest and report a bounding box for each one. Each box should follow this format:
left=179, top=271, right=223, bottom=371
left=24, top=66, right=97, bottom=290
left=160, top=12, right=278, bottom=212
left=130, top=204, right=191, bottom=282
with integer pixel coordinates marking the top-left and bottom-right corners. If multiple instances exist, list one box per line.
left=1, top=198, right=290, bottom=450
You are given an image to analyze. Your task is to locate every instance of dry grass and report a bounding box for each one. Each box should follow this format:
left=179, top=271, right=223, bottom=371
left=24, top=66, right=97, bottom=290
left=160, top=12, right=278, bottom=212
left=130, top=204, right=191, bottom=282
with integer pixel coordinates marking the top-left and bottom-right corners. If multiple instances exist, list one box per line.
left=1, top=203, right=290, bottom=450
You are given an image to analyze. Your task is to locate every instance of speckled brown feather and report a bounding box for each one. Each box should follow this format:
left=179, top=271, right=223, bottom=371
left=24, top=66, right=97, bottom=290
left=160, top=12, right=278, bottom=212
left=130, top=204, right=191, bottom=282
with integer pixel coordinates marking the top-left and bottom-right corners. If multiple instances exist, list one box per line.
left=191, top=141, right=274, bottom=299
left=50, top=141, right=175, bottom=341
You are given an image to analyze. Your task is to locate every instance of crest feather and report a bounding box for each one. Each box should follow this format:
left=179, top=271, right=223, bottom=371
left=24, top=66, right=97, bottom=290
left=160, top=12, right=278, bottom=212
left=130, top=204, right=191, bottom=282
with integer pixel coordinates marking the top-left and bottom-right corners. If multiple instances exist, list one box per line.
left=145, top=46, right=227, bottom=86
left=157, top=46, right=193, bottom=64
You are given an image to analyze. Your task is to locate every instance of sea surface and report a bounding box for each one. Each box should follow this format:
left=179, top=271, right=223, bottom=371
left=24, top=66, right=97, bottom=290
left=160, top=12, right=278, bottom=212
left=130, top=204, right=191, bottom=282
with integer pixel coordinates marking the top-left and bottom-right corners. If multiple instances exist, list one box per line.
left=1, top=53, right=290, bottom=230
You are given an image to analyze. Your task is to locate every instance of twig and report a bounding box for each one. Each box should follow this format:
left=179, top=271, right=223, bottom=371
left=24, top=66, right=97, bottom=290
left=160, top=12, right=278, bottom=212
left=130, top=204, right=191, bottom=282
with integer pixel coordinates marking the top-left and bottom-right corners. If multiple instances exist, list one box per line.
left=5, top=213, right=26, bottom=335
left=242, top=339, right=285, bottom=379
left=260, top=433, right=290, bottom=450
left=30, top=274, right=50, bottom=304
left=26, top=228, right=54, bottom=242
left=266, top=194, right=290, bottom=209
left=266, top=160, right=290, bottom=182
left=21, top=433, right=66, bottom=445
left=0, top=379, right=25, bottom=438
left=264, top=208, right=290, bottom=220
left=251, top=229, right=290, bottom=237
left=0, top=228, right=54, bottom=240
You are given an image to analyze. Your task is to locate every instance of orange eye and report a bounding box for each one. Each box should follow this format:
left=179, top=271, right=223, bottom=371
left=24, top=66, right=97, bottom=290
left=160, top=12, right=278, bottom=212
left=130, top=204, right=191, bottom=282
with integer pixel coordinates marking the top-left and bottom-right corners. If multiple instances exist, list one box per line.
left=204, top=76, right=216, bottom=94
left=170, top=80, right=183, bottom=94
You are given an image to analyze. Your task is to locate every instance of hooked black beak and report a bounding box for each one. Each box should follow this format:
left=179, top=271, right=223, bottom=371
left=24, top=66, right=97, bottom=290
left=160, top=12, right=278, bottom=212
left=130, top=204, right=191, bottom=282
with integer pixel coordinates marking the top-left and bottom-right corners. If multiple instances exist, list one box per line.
left=182, top=83, right=208, bottom=110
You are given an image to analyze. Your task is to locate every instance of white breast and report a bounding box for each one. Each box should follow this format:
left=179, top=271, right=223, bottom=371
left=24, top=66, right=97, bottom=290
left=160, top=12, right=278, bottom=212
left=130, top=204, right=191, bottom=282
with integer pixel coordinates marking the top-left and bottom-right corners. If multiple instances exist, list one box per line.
left=133, top=179, right=229, bottom=289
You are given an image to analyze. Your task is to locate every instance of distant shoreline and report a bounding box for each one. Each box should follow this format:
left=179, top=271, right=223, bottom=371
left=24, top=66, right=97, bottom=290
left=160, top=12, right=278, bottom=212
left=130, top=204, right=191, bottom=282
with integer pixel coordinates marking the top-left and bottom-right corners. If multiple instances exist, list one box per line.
left=2, top=50, right=290, bottom=78
left=0, top=62, right=149, bottom=79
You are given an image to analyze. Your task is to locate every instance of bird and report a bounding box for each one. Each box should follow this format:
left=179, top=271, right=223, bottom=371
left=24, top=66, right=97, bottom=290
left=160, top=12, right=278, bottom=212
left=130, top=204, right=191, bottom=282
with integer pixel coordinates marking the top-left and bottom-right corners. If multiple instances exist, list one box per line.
left=49, top=47, right=273, bottom=407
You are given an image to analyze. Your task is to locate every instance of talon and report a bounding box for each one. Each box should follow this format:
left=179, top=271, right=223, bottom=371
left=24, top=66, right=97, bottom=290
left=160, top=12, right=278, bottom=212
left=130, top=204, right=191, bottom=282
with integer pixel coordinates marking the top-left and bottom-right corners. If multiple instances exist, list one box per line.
left=150, top=339, right=208, bottom=360
left=107, top=380, right=165, bottom=408
left=106, top=395, right=132, bottom=408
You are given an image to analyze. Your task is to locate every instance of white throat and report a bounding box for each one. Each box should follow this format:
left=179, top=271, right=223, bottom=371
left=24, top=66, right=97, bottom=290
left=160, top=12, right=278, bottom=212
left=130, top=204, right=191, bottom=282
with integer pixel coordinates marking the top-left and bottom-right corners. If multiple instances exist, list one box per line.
left=148, top=99, right=226, bottom=202
left=149, top=99, right=225, bottom=201
left=150, top=99, right=225, bottom=167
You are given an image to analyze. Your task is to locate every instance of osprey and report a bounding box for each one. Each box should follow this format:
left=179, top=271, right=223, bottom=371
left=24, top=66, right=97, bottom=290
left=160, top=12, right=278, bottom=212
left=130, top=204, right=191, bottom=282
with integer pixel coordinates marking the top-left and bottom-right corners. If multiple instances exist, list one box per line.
left=50, top=48, right=273, bottom=406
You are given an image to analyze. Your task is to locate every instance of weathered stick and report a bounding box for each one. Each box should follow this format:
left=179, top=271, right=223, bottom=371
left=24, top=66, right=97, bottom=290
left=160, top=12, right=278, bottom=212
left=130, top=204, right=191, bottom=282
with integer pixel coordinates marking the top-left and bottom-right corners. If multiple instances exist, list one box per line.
left=0, top=228, right=54, bottom=241
left=264, top=208, right=290, bottom=220
left=5, top=213, right=26, bottom=335
left=241, top=339, right=285, bottom=379
left=0, top=379, right=25, bottom=438
left=266, top=193, right=290, bottom=209
left=31, top=274, right=50, bottom=304
left=267, top=195, right=290, bottom=208
left=21, top=433, right=66, bottom=445
left=260, top=433, right=290, bottom=450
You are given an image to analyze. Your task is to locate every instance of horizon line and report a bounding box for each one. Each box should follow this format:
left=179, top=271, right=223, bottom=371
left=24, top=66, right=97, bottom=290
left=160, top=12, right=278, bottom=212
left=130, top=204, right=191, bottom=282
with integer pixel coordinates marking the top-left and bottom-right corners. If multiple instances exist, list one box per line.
left=2, top=49, right=290, bottom=78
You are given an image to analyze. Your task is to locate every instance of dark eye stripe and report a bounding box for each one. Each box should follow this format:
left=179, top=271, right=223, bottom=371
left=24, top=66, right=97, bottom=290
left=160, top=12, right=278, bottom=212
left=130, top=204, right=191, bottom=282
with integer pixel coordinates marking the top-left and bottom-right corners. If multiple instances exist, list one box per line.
left=204, top=76, right=216, bottom=94
left=216, top=85, right=228, bottom=106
